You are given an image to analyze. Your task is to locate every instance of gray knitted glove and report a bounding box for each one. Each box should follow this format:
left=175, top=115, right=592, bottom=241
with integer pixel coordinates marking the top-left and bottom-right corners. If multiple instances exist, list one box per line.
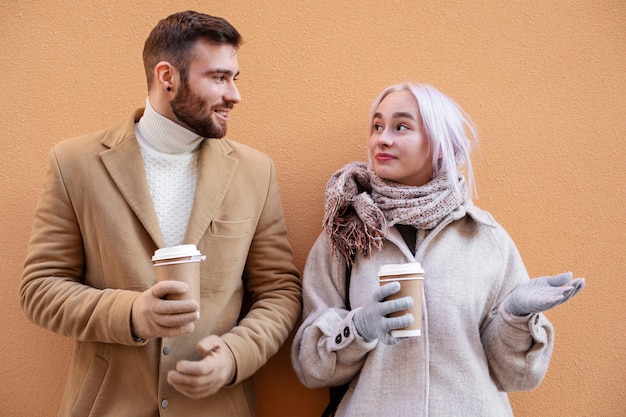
left=353, top=281, right=414, bottom=345
left=504, top=272, right=585, bottom=316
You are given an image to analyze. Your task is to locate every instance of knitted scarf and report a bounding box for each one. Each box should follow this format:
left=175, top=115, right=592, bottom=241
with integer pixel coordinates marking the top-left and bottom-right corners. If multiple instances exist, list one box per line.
left=323, top=161, right=467, bottom=263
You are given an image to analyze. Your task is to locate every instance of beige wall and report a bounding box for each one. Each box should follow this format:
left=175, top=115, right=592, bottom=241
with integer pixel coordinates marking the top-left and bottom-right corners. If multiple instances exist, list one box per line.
left=1, top=1, right=624, bottom=416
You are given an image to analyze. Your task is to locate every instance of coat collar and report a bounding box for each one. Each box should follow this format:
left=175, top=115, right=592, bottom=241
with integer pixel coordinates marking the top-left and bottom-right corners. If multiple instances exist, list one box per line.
left=385, top=200, right=498, bottom=261
left=452, top=200, right=497, bottom=228
left=99, top=109, right=238, bottom=248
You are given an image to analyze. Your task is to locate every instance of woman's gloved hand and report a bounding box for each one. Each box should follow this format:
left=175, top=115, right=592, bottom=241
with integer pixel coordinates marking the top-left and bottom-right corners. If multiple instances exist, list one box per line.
left=504, top=272, right=585, bottom=316
left=353, top=281, right=414, bottom=345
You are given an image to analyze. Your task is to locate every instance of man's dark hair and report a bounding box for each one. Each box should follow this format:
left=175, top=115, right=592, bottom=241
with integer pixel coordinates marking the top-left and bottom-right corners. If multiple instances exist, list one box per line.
left=143, top=10, right=242, bottom=89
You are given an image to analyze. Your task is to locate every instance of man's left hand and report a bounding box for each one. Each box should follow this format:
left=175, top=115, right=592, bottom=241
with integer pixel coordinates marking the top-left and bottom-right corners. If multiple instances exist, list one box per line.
left=167, top=335, right=236, bottom=399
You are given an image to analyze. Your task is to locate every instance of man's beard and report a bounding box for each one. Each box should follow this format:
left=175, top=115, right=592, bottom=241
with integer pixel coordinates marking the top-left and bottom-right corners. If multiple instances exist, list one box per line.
left=170, top=81, right=229, bottom=139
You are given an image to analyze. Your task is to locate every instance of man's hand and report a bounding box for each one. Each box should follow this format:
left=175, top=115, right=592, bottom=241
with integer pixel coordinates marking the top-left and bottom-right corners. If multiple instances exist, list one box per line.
left=504, top=272, right=585, bottom=316
left=167, top=335, right=237, bottom=399
left=131, top=280, right=200, bottom=340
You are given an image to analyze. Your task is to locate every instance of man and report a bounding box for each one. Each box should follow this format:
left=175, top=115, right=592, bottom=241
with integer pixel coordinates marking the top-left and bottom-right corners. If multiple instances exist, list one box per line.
left=19, top=10, right=301, bottom=417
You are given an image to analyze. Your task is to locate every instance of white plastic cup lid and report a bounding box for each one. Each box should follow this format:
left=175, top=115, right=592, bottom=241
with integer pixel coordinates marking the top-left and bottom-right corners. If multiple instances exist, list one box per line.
left=377, top=263, right=424, bottom=277
left=152, top=244, right=206, bottom=262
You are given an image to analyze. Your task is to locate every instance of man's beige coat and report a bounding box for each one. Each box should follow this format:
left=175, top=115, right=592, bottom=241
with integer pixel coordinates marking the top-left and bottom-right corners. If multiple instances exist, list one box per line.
left=20, top=109, right=302, bottom=417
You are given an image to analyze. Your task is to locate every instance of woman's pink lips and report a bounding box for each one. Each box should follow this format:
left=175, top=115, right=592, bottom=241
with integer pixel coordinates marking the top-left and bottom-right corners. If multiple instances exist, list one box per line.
left=375, top=153, right=396, bottom=161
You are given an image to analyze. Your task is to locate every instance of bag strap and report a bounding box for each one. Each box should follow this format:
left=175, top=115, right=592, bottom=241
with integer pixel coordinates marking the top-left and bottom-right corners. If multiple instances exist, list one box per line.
left=344, top=260, right=353, bottom=310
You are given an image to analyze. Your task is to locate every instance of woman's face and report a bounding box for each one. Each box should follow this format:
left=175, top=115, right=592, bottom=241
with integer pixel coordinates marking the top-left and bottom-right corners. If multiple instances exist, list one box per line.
left=368, top=90, right=435, bottom=186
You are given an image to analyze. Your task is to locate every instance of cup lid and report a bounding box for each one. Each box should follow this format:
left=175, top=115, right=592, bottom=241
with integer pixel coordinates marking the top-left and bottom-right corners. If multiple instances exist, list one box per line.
left=152, top=244, right=205, bottom=262
left=377, top=263, right=424, bottom=277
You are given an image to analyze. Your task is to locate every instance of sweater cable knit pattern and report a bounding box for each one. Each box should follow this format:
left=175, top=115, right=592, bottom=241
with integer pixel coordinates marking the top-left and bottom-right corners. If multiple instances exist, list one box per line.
left=135, top=99, right=202, bottom=247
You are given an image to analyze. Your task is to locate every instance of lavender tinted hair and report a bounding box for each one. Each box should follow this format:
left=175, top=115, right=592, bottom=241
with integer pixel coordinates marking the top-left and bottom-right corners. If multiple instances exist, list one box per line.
left=369, top=82, right=478, bottom=197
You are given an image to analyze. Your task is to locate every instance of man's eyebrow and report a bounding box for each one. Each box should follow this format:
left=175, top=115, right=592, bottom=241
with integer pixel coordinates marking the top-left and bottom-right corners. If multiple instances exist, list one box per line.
left=206, top=69, right=240, bottom=77
left=373, top=112, right=416, bottom=121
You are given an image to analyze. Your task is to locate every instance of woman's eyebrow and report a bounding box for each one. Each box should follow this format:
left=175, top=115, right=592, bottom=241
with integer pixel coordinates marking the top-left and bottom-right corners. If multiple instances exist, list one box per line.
left=373, top=112, right=416, bottom=121
left=392, top=112, right=416, bottom=121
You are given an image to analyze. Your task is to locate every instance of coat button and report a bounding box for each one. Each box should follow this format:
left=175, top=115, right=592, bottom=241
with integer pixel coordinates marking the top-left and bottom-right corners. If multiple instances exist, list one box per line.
left=163, top=345, right=171, bottom=355
left=343, top=327, right=350, bottom=338
left=161, top=399, right=169, bottom=408
left=335, top=334, right=342, bottom=344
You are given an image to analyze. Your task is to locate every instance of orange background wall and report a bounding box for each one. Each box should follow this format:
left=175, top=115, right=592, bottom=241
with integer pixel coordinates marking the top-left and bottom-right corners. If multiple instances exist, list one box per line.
left=1, top=1, right=624, bottom=416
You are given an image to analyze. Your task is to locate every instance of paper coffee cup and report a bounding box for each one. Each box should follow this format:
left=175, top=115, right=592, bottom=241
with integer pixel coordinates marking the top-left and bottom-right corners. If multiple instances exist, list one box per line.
left=152, top=244, right=206, bottom=303
left=378, top=263, right=424, bottom=337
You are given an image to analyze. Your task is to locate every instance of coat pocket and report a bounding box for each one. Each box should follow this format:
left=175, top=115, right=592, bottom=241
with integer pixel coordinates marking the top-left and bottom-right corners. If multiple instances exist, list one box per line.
left=71, top=355, right=109, bottom=417
left=209, top=218, right=252, bottom=237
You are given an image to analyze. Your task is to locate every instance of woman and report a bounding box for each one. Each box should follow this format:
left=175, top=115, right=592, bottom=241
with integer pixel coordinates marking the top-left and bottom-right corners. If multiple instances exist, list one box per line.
left=291, top=82, right=584, bottom=416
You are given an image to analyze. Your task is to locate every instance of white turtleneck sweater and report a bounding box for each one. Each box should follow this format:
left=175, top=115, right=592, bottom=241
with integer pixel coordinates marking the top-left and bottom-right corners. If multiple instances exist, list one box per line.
left=135, top=98, right=203, bottom=247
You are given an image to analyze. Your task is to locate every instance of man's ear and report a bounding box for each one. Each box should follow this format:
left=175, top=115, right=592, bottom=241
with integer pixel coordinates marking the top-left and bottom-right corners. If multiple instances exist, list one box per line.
left=154, top=61, right=177, bottom=93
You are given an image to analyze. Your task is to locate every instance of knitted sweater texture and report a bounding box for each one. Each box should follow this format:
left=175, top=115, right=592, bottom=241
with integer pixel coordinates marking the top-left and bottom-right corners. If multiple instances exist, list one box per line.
left=135, top=99, right=202, bottom=247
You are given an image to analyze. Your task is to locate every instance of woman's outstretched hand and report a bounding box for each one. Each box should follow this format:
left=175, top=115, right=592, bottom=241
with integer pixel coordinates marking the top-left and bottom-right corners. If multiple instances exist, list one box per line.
left=504, top=272, right=585, bottom=316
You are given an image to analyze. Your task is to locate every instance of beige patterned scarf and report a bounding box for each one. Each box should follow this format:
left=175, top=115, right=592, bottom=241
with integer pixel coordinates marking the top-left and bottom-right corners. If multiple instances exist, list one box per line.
left=323, top=161, right=467, bottom=263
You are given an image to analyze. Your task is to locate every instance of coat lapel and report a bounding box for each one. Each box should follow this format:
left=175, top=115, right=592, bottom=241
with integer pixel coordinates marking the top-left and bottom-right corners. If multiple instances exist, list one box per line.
left=184, top=138, right=238, bottom=245
left=98, top=110, right=238, bottom=248
left=99, top=112, right=164, bottom=247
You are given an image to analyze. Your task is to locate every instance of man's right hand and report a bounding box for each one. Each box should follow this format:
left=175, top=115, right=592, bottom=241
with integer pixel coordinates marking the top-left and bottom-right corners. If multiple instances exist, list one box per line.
left=131, top=280, right=200, bottom=340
